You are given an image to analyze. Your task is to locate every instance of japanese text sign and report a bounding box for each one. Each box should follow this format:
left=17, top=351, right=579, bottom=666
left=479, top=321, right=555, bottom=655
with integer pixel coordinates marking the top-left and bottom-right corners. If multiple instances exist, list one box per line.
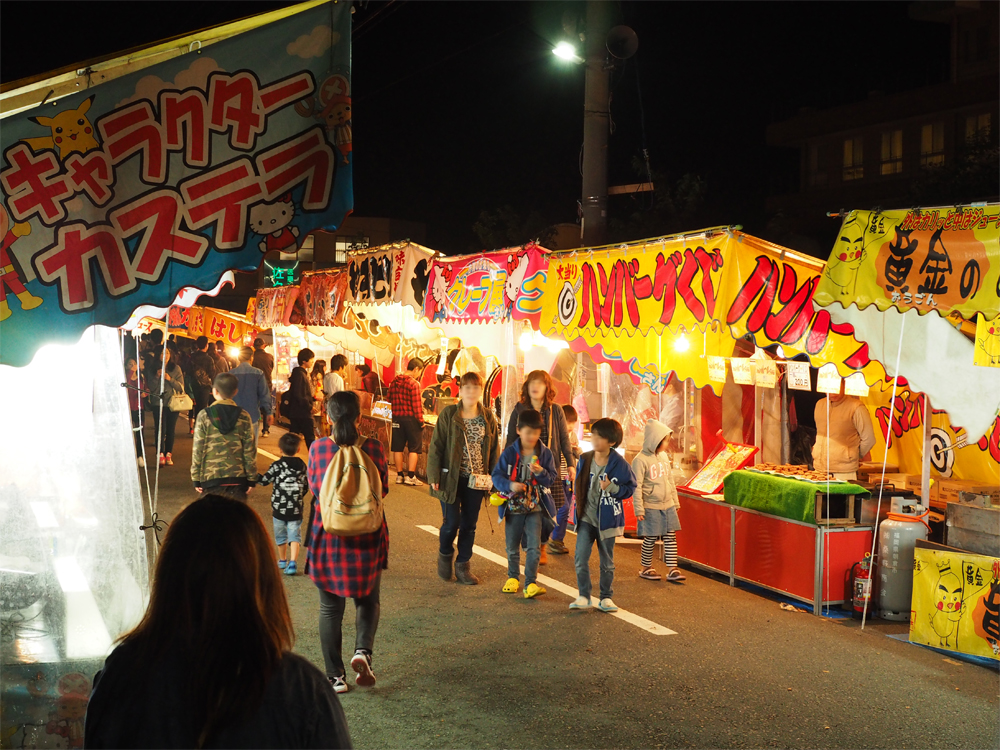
left=815, top=207, right=1000, bottom=320
left=346, top=243, right=433, bottom=312
left=0, top=1, right=352, bottom=366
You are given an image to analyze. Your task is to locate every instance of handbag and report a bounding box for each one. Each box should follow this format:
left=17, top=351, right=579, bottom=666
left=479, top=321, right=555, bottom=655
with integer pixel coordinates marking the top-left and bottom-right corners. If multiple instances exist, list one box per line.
left=463, top=423, right=492, bottom=491
left=169, top=392, right=194, bottom=412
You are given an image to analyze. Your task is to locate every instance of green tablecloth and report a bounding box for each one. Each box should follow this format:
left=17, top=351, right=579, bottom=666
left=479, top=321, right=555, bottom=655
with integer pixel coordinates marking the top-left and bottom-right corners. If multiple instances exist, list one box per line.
left=722, top=470, right=871, bottom=524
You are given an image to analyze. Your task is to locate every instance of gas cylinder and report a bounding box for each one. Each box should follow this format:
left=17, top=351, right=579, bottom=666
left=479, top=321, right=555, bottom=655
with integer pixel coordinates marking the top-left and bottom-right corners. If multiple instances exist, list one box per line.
left=877, top=504, right=930, bottom=621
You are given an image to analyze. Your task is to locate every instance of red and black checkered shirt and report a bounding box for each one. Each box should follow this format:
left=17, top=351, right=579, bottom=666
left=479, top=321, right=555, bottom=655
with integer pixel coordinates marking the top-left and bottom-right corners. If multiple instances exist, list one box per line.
left=388, top=375, right=423, bottom=420
left=306, top=436, right=389, bottom=598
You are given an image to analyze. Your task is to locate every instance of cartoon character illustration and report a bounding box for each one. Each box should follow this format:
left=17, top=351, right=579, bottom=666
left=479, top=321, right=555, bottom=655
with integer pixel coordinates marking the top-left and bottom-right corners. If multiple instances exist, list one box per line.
left=0, top=203, right=44, bottom=321
left=45, top=673, right=90, bottom=749
left=825, top=216, right=868, bottom=298
left=295, top=74, right=351, bottom=165
left=504, top=252, right=530, bottom=315
left=973, top=561, right=1000, bottom=656
left=249, top=195, right=300, bottom=255
left=21, top=95, right=100, bottom=160
left=930, top=559, right=965, bottom=648
left=976, top=315, right=1000, bottom=367
left=427, top=265, right=452, bottom=322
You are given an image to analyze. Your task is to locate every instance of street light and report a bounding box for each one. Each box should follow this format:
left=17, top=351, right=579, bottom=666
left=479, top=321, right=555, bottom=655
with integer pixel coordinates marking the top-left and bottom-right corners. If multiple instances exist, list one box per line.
left=553, top=41, right=583, bottom=64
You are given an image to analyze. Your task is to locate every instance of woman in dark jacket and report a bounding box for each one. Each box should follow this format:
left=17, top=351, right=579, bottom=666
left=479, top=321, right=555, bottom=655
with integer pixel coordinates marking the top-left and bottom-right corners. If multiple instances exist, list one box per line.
left=428, top=371, right=500, bottom=585
left=504, top=370, right=576, bottom=556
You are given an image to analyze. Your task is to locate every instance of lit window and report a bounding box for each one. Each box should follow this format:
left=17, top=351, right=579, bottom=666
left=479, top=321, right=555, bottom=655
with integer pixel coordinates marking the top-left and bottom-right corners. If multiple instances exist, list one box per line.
left=843, top=137, right=864, bottom=181
left=336, top=235, right=370, bottom=264
left=965, top=113, right=992, bottom=142
left=880, top=130, right=903, bottom=175
left=807, top=143, right=827, bottom=187
left=921, top=123, right=945, bottom=166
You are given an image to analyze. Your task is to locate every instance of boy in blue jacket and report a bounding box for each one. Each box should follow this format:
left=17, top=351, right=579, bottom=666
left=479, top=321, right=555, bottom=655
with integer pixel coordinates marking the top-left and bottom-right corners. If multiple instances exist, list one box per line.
left=571, top=418, right=636, bottom=612
left=491, top=408, right=557, bottom=599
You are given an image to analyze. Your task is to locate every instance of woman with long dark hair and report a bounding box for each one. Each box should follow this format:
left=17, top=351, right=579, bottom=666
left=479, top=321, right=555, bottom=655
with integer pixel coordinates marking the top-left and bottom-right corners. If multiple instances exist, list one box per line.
left=84, top=495, right=351, bottom=749
left=307, top=391, right=390, bottom=694
left=504, top=370, right=577, bottom=560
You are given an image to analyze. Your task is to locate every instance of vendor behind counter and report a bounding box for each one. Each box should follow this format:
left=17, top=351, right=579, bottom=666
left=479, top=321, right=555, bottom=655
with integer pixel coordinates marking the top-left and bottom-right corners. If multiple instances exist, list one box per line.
left=812, top=382, right=875, bottom=483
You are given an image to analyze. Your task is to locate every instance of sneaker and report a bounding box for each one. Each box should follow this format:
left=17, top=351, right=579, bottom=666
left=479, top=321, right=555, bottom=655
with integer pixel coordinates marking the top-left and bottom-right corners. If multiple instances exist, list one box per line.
left=329, top=676, right=349, bottom=694
left=523, top=583, right=546, bottom=599
left=159, top=454, right=167, bottom=467
left=502, top=577, right=520, bottom=594
left=569, top=596, right=592, bottom=610
left=639, top=567, right=662, bottom=581
left=404, top=476, right=423, bottom=486
left=395, top=475, right=405, bottom=485
left=278, top=560, right=287, bottom=570
left=137, top=457, right=145, bottom=468
left=665, top=569, right=687, bottom=584
left=547, top=539, right=569, bottom=555
left=165, top=453, right=173, bottom=466
left=285, top=561, right=297, bottom=576
left=351, top=650, right=376, bottom=688
left=597, top=598, right=619, bottom=613
left=538, top=545, right=548, bottom=565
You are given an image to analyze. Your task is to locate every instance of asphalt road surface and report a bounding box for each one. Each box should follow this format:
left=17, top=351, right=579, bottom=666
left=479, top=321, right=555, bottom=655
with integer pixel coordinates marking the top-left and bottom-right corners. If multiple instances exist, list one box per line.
left=142, top=420, right=999, bottom=750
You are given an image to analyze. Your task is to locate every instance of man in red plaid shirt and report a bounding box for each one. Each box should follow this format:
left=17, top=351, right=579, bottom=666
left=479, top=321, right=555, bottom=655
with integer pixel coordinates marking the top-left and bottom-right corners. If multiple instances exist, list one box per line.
left=388, top=358, right=426, bottom=486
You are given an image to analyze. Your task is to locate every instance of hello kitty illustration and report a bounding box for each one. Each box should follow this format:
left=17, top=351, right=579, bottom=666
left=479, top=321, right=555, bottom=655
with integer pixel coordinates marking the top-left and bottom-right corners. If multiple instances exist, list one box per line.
left=427, top=264, right=452, bottom=322
left=504, top=252, right=530, bottom=316
left=45, top=673, right=90, bottom=749
left=249, top=195, right=300, bottom=255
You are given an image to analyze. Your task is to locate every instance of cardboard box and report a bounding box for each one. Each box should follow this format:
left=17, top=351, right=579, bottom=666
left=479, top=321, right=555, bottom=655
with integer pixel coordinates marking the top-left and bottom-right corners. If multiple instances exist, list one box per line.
left=938, top=479, right=1000, bottom=505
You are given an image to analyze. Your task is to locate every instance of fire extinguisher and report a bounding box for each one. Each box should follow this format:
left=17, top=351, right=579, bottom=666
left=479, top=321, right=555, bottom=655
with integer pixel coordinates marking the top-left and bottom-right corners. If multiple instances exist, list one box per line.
left=848, top=553, right=873, bottom=619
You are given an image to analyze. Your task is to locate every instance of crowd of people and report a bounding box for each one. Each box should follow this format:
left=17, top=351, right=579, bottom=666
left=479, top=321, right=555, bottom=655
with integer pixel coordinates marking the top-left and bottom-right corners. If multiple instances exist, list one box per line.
left=102, top=342, right=691, bottom=747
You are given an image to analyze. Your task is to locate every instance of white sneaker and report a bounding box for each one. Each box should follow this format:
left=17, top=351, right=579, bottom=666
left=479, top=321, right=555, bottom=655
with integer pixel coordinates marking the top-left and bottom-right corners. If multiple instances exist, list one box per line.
left=597, top=598, right=619, bottom=612
left=404, top=476, right=423, bottom=486
left=569, top=596, right=592, bottom=610
left=329, top=676, right=349, bottom=694
left=395, top=475, right=404, bottom=485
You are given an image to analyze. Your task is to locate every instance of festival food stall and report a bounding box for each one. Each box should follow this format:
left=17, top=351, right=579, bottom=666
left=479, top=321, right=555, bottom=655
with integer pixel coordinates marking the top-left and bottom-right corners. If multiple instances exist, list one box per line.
left=0, top=1, right=355, bottom=744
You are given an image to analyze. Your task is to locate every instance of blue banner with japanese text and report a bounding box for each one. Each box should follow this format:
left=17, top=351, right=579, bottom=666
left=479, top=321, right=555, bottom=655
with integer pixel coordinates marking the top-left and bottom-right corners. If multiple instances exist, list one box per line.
left=0, top=1, right=352, bottom=366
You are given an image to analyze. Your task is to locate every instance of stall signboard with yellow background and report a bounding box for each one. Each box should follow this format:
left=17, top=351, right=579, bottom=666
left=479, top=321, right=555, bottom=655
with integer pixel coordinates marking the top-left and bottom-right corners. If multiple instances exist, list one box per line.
left=815, top=207, right=1000, bottom=320
left=168, top=305, right=257, bottom=346
left=911, top=547, right=999, bottom=662
left=975, top=313, right=1000, bottom=367
left=516, top=232, right=880, bottom=394
left=864, top=378, right=999, bottom=487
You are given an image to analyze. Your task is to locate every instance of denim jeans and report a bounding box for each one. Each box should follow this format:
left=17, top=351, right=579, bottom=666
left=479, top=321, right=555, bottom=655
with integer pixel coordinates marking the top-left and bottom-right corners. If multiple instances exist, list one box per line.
left=575, top=520, right=616, bottom=600
left=505, top=511, right=542, bottom=585
left=439, top=481, right=484, bottom=564
left=318, top=573, right=381, bottom=678
left=551, top=480, right=574, bottom=542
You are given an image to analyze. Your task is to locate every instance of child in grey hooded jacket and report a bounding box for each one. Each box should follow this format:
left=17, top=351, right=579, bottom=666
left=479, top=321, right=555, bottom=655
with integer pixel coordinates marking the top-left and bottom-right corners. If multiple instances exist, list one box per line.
left=631, top=419, right=686, bottom=583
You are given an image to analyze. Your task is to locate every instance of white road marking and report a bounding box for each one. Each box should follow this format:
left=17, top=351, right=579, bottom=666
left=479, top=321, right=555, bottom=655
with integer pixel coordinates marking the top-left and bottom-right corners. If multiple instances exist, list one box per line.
left=258, top=448, right=279, bottom=460
left=416, top=524, right=676, bottom=636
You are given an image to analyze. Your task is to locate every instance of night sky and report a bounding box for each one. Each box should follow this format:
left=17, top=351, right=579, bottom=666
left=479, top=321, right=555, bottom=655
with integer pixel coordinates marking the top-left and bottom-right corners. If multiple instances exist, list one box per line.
left=1, top=1, right=950, bottom=254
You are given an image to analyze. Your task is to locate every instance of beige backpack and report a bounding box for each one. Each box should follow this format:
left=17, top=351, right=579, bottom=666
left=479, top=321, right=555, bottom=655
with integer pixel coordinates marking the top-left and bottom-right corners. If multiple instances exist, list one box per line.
left=319, top=445, right=384, bottom=536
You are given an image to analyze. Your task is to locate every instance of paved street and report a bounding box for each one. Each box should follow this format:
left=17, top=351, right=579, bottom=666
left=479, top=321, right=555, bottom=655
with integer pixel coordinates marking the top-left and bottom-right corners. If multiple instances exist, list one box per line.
left=143, top=419, right=999, bottom=750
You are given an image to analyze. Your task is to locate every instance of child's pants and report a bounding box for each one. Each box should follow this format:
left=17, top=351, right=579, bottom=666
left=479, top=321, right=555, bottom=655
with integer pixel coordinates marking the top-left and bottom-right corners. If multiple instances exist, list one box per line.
left=551, top=480, right=574, bottom=542
left=505, top=511, right=541, bottom=585
left=640, top=532, right=678, bottom=568
left=575, top=520, right=616, bottom=600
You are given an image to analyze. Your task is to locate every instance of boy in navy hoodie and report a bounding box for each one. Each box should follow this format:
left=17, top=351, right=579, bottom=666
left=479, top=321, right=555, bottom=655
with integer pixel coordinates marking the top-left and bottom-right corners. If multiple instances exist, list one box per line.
left=491, top=408, right=557, bottom=599
left=570, top=418, right=636, bottom=612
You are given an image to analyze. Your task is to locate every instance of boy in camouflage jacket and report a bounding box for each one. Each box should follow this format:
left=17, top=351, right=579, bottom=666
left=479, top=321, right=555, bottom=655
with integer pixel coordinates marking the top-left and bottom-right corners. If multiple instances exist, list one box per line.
left=191, top=373, right=258, bottom=501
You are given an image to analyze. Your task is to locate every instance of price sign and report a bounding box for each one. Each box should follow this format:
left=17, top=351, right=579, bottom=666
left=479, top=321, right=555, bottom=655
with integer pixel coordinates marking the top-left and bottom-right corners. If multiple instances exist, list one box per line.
left=786, top=361, right=811, bottom=391
left=817, top=364, right=843, bottom=394
left=844, top=372, right=870, bottom=397
left=707, top=356, right=727, bottom=383
left=756, top=358, right=777, bottom=389
left=731, top=358, right=755, bottom=385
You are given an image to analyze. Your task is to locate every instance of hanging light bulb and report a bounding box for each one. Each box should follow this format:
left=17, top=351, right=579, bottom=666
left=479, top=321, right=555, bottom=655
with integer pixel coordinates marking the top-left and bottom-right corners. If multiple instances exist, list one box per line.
left=673, top=335, right=689, bottom=353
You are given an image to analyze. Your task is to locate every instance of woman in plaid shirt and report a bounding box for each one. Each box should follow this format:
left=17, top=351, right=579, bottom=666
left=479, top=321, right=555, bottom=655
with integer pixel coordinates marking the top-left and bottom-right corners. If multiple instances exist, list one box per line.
left=307, top=391, right=390, bottom=695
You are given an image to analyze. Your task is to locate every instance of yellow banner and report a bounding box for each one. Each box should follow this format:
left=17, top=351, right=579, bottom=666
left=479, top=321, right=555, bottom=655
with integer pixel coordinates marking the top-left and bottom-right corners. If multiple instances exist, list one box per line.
left=865, top=378, right=1000, bottom=487
left=911, top=547, right=999, bottom=661
left=815, top=207, right=1000, bottom=320
left=975, top=313, right=1000, bottom=367
left=168, top=306, right=257, bottom=346
left=527, top=232, right=879, bottom=393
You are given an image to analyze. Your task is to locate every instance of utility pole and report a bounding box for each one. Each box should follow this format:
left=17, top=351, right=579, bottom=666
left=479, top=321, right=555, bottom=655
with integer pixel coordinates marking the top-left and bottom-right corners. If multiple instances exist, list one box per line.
left=581, top=0, right=612, bottom=247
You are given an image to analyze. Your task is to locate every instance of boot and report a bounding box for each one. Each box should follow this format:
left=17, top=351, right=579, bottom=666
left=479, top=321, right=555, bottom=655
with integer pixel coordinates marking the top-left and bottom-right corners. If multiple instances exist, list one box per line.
left=454, top=561, right=480, bottom=586
left=0, top=300, right=10, bottom=322
left=438, top=551, right=454, bottom=581
left=16, top=290, right=42, bottom=310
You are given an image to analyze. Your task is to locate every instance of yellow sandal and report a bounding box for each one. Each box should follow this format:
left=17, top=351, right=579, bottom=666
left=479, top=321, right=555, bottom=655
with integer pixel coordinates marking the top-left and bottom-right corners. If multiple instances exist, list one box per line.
left=502, top=577, right=520, bottom=593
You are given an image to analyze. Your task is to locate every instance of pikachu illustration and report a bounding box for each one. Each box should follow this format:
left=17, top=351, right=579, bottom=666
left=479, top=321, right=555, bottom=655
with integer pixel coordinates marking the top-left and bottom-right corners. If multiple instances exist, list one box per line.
left=21, top=95, right=100, bottom=160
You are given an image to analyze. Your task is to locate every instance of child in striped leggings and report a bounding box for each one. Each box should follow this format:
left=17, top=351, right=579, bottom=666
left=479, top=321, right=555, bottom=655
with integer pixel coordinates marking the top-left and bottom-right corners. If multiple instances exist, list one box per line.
left=631, top=419, right=686, bottom=584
